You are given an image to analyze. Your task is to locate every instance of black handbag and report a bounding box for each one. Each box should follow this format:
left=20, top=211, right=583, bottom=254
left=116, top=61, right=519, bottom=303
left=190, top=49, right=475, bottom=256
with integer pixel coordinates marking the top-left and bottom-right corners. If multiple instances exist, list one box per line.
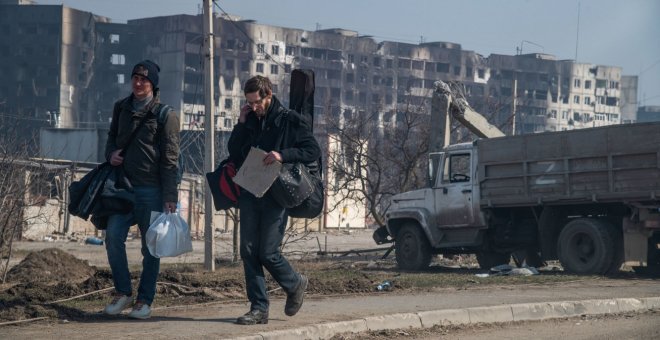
left=270, top=162, right=315, bottom=209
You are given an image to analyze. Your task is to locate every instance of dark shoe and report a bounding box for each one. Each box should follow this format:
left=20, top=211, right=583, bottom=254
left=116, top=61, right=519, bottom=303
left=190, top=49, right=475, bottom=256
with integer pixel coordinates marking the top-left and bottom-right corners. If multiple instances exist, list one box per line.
left=236, top=309, right=268, bottom=325
left=285, top=274, right=308, bottom=316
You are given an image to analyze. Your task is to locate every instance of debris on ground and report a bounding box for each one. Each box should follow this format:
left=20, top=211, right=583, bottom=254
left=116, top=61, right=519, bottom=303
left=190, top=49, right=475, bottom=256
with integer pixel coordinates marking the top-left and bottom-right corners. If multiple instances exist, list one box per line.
left=475, top=264, right=540, bottom=277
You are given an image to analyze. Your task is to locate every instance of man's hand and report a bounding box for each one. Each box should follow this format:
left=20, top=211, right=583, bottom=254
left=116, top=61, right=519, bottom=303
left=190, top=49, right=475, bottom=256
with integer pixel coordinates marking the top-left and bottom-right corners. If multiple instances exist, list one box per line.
left=263, top=151, right=282, bottom=165
left=239, top=104, right=252, bottom=123
left=164, top=202, right=177, bottom=213
left=110, top=149, right=124, bottom=166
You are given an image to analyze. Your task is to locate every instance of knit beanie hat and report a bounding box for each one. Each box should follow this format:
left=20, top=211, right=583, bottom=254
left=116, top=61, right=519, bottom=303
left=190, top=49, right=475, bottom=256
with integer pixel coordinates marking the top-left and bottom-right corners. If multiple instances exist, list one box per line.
left=132, top=60, right=160, bottom=89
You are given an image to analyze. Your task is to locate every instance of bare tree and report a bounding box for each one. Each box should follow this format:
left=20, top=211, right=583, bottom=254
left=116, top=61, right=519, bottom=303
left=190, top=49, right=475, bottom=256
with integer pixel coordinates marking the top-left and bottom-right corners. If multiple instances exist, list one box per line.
left=324, top=97, right=430, bottom=228
left=0, top=118, right=54, bottom=282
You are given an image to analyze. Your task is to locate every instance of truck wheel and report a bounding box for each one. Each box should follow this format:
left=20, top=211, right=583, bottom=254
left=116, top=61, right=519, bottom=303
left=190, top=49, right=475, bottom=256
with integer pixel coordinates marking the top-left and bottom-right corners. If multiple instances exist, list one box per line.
left=476, top=251, right=511, bottom=270
left=395, top=224, right=432, bottom=271
left=557, top=218, right=614, bottom=275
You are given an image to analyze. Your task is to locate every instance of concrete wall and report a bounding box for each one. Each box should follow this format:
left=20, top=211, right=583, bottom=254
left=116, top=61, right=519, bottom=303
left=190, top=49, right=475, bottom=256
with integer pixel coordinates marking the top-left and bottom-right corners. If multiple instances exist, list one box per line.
left=40, top=128, right=101, bottom=162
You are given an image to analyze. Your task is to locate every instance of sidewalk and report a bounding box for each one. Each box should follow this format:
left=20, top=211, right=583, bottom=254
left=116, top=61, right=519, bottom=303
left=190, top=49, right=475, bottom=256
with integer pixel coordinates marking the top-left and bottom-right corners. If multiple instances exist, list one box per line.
left=4, top=278, right=660, bottom=339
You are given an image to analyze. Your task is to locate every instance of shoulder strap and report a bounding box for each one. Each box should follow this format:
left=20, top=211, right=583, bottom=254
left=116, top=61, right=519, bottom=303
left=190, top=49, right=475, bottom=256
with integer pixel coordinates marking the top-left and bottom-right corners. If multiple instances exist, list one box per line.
left=118, top=111, right=153, bottom=157
left=156, top=104, right=173, bottom=125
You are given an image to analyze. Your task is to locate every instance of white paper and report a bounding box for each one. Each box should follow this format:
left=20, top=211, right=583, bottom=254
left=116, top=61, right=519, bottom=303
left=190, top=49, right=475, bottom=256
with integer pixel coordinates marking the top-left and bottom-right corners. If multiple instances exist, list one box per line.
left=232, top=147, right=282, bottom=197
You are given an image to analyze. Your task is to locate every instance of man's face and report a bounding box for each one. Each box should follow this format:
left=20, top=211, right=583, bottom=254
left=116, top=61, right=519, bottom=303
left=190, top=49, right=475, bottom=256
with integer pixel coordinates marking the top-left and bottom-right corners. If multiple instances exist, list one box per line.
left=132, top=74, right=153, bottom=99
left=245, top=91, right=271, bottom=117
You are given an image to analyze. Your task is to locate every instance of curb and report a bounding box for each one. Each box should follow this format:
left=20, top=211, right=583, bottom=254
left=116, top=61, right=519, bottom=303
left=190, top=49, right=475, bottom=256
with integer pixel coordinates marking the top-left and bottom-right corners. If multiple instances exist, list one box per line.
left=229, top=296, right=660, bottom=340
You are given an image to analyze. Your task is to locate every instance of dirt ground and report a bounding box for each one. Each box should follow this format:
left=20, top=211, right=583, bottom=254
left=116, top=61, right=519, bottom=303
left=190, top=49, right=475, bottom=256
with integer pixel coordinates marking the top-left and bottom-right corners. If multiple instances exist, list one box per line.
left=0, top=230, right=649, bottom=325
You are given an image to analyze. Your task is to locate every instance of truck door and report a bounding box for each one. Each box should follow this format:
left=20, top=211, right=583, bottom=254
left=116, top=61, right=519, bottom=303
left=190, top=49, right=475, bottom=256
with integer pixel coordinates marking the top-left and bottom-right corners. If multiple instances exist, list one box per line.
left=434, top=152, right=474, bottom=227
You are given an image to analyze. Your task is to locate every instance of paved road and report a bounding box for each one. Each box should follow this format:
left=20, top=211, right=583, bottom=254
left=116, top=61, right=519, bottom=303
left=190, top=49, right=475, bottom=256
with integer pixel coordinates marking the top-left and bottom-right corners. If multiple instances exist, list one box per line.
left=3, top=278, right=659, bottom=339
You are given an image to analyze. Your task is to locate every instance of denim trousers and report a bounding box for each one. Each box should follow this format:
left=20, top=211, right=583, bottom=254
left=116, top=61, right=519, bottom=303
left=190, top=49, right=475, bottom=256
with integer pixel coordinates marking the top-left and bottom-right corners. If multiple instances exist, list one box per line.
left=239, top=192, right=301, bottom=312
left=105, top=185, right=162, bottom=306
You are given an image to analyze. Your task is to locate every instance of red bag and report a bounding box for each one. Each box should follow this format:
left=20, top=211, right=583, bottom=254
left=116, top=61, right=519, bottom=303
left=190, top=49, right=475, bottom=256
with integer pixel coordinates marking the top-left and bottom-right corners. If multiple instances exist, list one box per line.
left=205, top=159, right=240, bottom=210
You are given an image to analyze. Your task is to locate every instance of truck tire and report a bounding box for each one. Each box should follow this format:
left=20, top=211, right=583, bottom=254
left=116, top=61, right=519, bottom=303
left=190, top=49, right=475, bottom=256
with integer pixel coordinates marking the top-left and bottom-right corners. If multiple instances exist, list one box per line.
left=557, top=218, right=614, bottom=275
left=476, top=251, right=511, bottom=270
left=395, top=223, right=432, bottom=271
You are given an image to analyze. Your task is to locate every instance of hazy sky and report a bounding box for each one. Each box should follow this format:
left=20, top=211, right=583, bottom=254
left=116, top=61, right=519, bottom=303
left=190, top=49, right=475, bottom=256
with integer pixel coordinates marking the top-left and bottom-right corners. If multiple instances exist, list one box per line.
left=36, top=0, right=660, bottom=106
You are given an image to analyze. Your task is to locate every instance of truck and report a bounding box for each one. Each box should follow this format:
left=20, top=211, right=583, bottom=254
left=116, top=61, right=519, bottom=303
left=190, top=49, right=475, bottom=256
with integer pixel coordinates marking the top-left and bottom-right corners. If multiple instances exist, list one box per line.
left=373, top=82, right=660, bottom=275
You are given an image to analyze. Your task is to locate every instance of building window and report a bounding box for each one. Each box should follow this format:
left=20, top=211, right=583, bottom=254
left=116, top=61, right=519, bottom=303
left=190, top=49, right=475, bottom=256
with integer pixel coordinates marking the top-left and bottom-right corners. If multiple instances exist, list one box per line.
left=346, top=73, right=354, bottom=83
left=224, top=118, right=232, bottom=128
left=561, top=110, right=569, bottom=120
left=584, top=96, right=591, bottom=105
left=574, top=95, right=580, bottom=104
left=453, top=66, right=461, bottom=76
left=117, top=74, right=124, bottom=84
left=225, top=59, right=234, bottom=70
left=385, top=59, right=393, bottom=68
left=271, top=45, right=279, bottom=55
left=344, top=91, right=353, bottom=101
left=256, top=63, right=264, bottom=73
left=270, top=64, right=278, bottom=74
left=285, top=45, right=296, bottom=55
left=477, top=69, right=485, bottom=79
left=224, top=78, right=233, bottom=91
left=225, top=98, right=232, bottom=109
left=257, top=43, right=265, bottom=54
left=548, top=110, right=557, bottom=119
left=373, top=57, right=381, bottom=67
left=574, top=78, right=581, bottom=88
left=584, top=80, right=592, bottom=89
left=241, top=60, right=250, bottom=72
left=110, top=34, right=120, bottom=44
left=110, top=54, right=125, bottom=65
left=436, top=63, right=449, bottom=73
left=284, top=64, right=292, bottom=73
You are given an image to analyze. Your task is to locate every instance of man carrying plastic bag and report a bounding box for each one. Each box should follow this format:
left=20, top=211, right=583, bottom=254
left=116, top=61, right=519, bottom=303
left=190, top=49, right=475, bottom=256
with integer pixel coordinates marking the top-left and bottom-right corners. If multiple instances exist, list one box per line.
left=146, top=211, right=193, bottom=258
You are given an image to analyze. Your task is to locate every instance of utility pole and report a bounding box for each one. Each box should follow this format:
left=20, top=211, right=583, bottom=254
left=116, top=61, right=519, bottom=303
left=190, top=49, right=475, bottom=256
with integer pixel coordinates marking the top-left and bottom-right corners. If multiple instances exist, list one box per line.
left=512, top=77, right=518, bottom=135
left=203, top=0, right=215, bottom=271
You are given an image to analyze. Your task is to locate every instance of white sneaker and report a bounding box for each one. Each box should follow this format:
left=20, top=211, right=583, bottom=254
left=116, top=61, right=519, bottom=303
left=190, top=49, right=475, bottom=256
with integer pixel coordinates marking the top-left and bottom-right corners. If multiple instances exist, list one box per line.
left=103, top=294, right=133, bottom=315
left=127, top=301, right=152, bottom=319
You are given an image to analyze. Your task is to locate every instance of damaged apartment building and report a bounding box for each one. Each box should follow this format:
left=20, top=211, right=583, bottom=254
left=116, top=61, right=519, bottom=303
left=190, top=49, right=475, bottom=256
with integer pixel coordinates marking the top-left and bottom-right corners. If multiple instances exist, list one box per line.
left=0, top=2, right=638, bottom=156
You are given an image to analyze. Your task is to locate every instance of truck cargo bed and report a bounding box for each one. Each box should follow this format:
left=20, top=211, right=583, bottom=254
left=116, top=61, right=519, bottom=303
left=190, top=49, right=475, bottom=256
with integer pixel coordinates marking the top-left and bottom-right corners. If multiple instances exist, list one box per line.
left=477, top=122, right=660, bottom=207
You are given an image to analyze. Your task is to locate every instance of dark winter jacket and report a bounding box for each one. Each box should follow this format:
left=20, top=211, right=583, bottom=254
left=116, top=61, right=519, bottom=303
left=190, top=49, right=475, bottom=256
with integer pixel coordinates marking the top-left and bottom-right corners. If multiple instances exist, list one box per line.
left=105, top=92, right=180, bottom=203
left=227, top=95, right=320, bottom=168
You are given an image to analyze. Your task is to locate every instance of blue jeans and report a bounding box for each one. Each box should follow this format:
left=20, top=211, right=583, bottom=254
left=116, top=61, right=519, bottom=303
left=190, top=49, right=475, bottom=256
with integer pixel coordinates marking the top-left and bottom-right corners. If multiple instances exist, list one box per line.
left=105, top=185, right=162, bottom=305
left=239, top=192, right=302, bottom=312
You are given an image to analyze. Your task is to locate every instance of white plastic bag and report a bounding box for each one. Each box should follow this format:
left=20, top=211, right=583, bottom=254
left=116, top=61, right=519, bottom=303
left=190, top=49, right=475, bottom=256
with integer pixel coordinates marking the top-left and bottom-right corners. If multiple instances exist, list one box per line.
left=146, top=212, right=193, bottom=258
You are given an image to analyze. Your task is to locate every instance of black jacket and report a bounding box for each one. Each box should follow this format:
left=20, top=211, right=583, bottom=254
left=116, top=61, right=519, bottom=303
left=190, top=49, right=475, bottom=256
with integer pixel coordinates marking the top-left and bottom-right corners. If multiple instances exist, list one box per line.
left=105, top=92, right=180, bottom=203
left=227, top=95, right=320, bottom=168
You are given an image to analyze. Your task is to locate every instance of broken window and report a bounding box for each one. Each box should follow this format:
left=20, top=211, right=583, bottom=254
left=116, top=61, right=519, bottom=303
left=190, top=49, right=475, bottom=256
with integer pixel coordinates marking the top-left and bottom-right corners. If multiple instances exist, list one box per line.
left=224, top=78, right=233, bottom=90
left=257, top=43, right=265, bottom=54
left=285, top=45, right=296, bottom=55
left=271, top=45, right=279, bottom=55
left=477, top=69, right=485, bottom=79
left=225, top=98, right=232, bottom=109
left=241, top=60, right=250, bottom=72
left=436, top=63, right=449, bottom=73
left=225, top=59, right=234, bottom=70
left=466, top=67, right=473, bottom=77
left=585, top=80, right=592, bottom=89
left=412, top=60, right=423, bottom=70
left=110, top=34, right=120, bottom=44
